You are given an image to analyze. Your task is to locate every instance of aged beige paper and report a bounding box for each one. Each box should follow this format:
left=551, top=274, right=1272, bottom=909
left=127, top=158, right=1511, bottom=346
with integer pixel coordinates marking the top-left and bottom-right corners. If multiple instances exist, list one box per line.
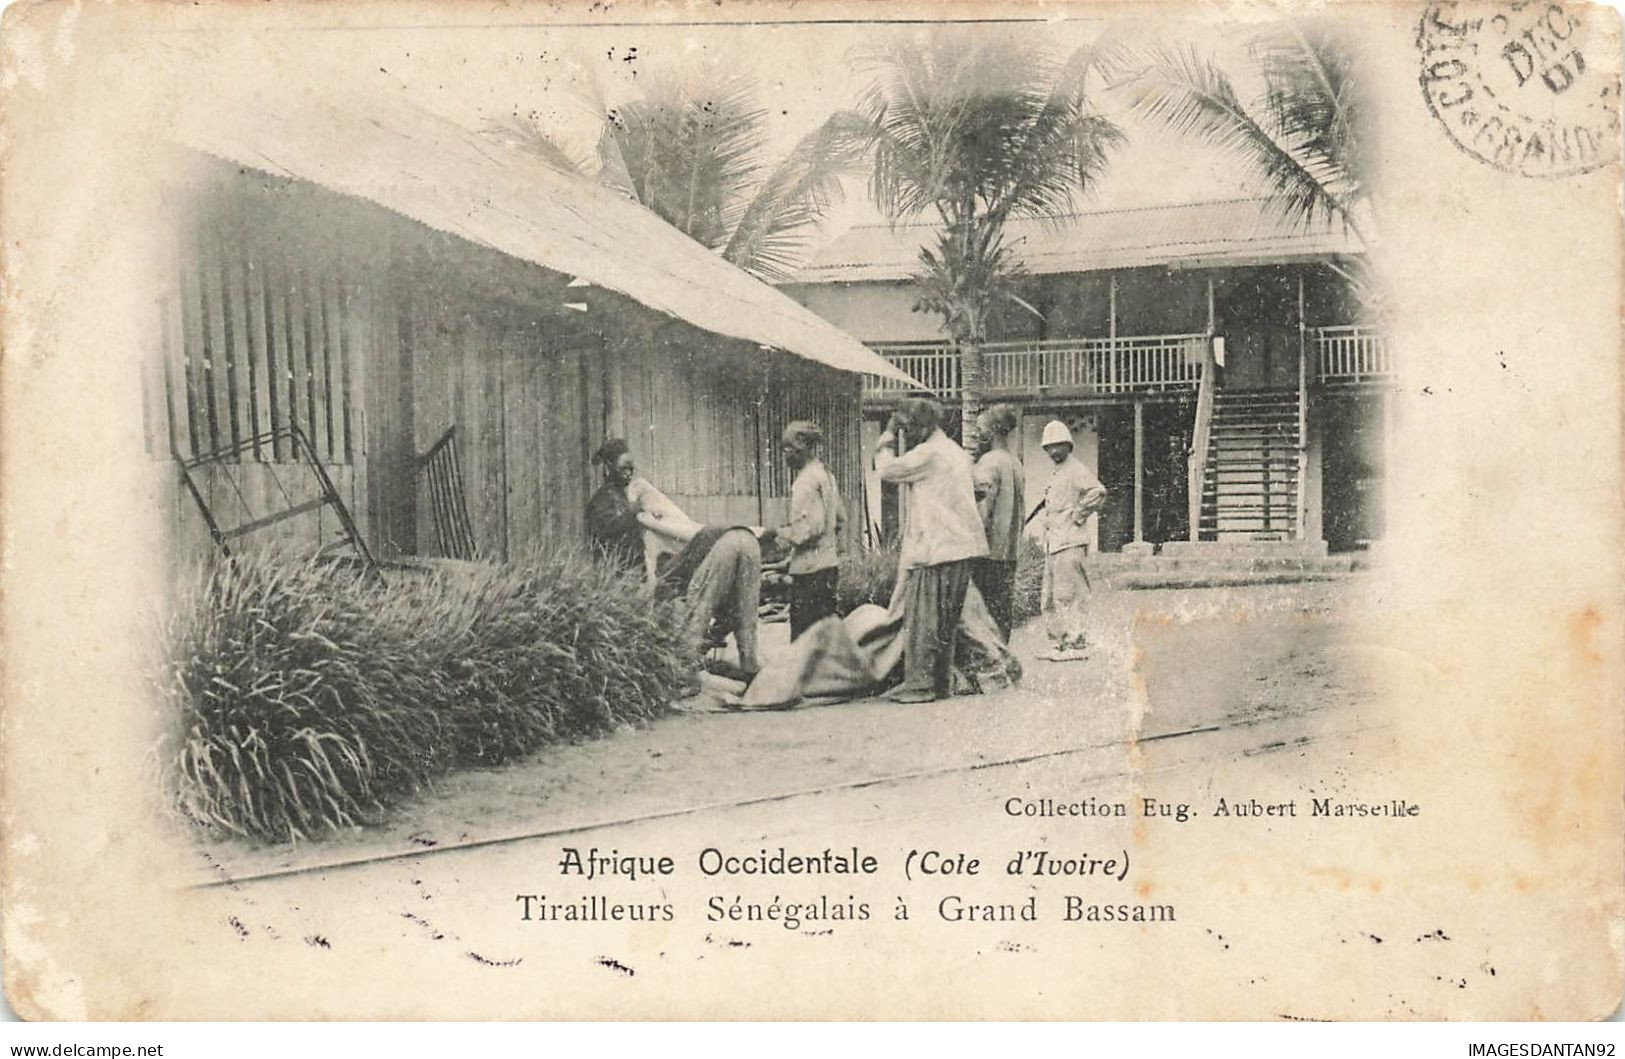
left=1, top=0, right=1621, bottom=1021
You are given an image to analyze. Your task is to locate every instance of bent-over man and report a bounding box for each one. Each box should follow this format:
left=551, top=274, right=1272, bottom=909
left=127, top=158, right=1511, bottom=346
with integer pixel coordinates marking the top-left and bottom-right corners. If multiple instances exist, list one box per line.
left=654, top=524, right=764, bottom=682
left=587, top=437, right=764, bottom=681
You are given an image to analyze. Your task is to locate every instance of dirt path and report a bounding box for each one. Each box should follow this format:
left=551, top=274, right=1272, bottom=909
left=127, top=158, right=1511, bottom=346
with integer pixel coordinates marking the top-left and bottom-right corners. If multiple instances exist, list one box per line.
left=193, top=578, right=1373, bottom=883
left=163, top=573, right=1575, bottom=1019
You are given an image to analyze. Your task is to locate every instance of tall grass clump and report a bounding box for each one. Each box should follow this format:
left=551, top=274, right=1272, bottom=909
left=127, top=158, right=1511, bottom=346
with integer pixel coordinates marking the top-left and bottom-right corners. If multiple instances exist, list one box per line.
left=159, top=546, right=695, bottom=843
left=1012, top=535, right=1047, bottom=625
left=837, top=543, right=900, bottom=615
left=838, top=538, right=1048, bottom=626
left=845, top=539, right=1046, bottom=630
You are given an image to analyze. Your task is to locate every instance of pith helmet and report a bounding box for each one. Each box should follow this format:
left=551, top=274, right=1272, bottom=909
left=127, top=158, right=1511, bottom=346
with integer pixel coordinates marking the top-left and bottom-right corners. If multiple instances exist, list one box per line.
left=1041, top=420, right=1074, bottom=447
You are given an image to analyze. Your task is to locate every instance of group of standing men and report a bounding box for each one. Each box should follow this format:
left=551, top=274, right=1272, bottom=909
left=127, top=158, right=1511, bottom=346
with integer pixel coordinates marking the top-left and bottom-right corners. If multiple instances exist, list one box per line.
left=874, top=396, right=1108, bottom=702
left=584, top=395, right=1106, bottom=702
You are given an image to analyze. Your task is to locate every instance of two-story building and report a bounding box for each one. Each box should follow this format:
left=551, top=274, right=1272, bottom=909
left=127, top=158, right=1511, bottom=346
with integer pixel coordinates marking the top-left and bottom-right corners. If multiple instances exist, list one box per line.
left=781, top=197, right=1394, bottom=555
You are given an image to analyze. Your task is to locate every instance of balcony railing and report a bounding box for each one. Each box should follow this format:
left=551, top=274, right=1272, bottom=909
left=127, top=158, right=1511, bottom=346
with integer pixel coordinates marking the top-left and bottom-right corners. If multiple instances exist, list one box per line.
left=1315, top=324, right=1393, bottom=383
left=866, top=333, right=1209, bottom=400
left=868, top=342, right=961, bottom=398
left=867, top=326, right=1394, bottom=400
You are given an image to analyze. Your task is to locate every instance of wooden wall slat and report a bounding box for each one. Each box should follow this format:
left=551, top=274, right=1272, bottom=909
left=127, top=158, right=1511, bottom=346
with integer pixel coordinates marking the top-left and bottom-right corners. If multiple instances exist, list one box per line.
left=343, top=267, right=369, bottom=544
left=407, top=299, right=438, bottom=556
left=524, top=333, right=548, bottom=547
left=302, top=269, right=330, bottom=460
left=218, top=221, right=253, bottom=458
left=500, top=335, right=526, bottom=554
left=412, top=302, right=437, bottom=556
left=261, top=249, right=289, bottom=460
left=185, top=241, right=219, bottom=453
left=160, top=290, right=189, bottom=458
left=532, top=333, right=550, bottom=553
left=368, top=258, right=411, bottom=557
left=557, top=341, right=583, bottom=545
left=548, top=337, right=571, bottom=546
left=283, top=259, right=310, bottom=452
left=198, top=228, right=235, bottom=453
left=244, top=242, right=272, bottom=459
left=338, top=269, right=358, bottom=465
left=451, top=320, right=475, bottom=555
left=486, top=323, right=510, bottom=561
left=579, top=333, right=605, bottom=523
left=320, top=269, right=344, bottom=462
left=435, top=309, right=458, bottom=558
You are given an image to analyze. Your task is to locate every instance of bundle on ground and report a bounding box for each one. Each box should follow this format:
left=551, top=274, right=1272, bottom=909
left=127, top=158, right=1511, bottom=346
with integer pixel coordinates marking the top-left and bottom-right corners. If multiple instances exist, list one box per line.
left=159, top=548, right=695, bottom=843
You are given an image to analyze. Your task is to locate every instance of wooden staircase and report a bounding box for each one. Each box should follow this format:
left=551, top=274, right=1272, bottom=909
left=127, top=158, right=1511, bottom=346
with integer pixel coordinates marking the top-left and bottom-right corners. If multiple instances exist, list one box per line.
left=1197, top=387, right=1301, bottom=541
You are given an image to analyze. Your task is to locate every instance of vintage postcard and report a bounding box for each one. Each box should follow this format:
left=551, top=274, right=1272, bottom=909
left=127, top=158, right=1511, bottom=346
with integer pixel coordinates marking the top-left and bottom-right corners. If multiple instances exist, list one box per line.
left=1, top=0, right=1621, bottom=1022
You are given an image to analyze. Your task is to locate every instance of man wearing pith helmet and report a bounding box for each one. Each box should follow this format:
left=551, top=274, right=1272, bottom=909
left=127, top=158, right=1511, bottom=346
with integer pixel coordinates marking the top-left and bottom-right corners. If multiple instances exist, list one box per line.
left=1039, top=418, right=1107, bottom=661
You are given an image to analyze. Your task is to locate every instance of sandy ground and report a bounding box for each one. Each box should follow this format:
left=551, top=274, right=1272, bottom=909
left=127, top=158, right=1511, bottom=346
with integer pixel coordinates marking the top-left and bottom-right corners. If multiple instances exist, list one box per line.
left=196, top=578, right=1374, bottom=882
left=144, top=572, right=1620, bottom=1019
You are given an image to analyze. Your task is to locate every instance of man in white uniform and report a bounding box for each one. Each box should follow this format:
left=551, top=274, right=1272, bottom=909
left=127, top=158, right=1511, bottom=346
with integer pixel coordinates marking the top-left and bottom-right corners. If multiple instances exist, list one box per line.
left=1039, top=419, right=1107, bottom=661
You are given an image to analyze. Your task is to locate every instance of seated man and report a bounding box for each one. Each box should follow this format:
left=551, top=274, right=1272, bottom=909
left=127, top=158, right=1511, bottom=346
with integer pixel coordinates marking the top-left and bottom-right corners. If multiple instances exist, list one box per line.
left=585, top=438, right=647, bottom=575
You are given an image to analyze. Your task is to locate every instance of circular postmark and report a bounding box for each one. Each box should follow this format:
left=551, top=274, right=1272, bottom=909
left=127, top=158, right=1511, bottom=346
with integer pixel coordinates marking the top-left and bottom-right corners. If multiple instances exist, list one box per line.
left=1418, top=1, right=1620, bottom=177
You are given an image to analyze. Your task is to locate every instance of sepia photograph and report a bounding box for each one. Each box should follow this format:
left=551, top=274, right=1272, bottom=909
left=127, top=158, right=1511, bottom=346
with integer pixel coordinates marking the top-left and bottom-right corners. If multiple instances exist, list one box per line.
left=0, top=0, right=1620, bottom=1029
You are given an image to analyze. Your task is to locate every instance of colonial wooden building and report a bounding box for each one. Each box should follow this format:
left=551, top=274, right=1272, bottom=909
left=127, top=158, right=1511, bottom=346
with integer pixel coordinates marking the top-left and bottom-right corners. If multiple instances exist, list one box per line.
left=781, top=199, right=1394, bottom=553
left=144, top=90, right=907, bottom=566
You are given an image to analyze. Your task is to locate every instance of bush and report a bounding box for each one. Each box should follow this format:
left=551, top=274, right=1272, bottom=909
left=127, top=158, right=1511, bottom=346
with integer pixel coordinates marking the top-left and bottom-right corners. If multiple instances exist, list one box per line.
left=837, top=544, right=900, bottom=615
left=839, top=537, right=1048, bottom=627
left=1012, top=535, right=1047, bottom=625
left=158, top=546, right=695, bottom=843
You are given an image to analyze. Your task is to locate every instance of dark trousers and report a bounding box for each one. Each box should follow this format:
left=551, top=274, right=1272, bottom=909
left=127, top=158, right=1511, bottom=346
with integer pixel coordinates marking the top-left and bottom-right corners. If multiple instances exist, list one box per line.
left=900, top=559, right=973, bottom=697
left=972, top=558, right=1017, bottom=642
left=790, top=566, right=840, bottom=640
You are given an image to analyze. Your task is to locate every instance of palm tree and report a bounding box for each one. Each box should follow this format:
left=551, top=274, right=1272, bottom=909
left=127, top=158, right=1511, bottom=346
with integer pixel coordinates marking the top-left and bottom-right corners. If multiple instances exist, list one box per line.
left=492, top=65, right=865, bottom=282
left=1103, top=22, right=1376, bottom=308
left=849, top=34, right=1124, bottom=436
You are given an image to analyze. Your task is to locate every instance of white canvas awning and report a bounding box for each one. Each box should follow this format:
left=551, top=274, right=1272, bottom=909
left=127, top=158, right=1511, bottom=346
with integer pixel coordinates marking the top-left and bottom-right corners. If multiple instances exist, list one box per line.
left=173, top=85, right=920, bottom=387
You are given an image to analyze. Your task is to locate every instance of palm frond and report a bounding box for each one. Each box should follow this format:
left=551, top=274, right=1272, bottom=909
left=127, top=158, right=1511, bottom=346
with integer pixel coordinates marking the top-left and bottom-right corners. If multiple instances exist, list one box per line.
left=855, top=42, right=958, bottom=221
left=1249, top=23, right=1365, bottom=212
left=484, top=115, right=593, bottom=177
left=1112, top=38, right=1354, bottom=237
left=602, top=67, right=768, bottom=249
left=723, top=110, right=870, bottom=281
left=594, top=120, right=637, bottom=199
left=852, top=33, right=1130, bottom=344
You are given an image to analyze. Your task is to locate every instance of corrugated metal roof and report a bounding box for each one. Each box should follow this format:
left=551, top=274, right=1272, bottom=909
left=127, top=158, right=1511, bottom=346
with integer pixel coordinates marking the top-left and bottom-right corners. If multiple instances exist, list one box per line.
left=172, top=86, right=918, bottom=385
left=789, top=198, right=1364, bottom=284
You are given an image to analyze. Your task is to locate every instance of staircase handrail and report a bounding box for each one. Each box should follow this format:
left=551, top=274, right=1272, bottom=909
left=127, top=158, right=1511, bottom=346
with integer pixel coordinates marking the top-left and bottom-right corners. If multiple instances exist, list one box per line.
left=1187, top=335, right=1218, bottom=541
